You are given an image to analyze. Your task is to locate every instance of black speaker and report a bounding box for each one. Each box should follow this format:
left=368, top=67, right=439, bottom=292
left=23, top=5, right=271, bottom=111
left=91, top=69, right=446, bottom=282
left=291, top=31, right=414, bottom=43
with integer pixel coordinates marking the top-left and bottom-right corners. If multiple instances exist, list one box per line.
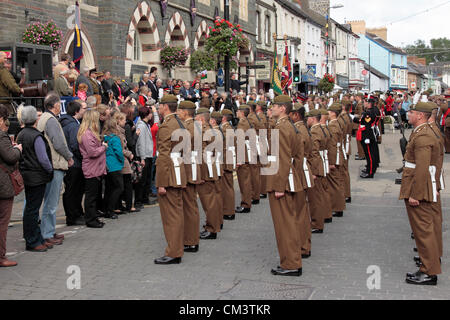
left=28, top=53, right=53, bottom=81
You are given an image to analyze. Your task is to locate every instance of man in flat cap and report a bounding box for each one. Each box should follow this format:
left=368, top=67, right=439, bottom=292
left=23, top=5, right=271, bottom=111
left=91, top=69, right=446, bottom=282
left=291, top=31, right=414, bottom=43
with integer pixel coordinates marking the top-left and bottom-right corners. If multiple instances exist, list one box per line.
left=235, top=104, right=255, bottom=214
left=401, top=102, right=442, bottom=285
left=195, top=108, right=222, bottom=239
left=327, top=103, right=346, bottom=218
left=220, top=109, right=237, bottom=221
left=290, top=103, right=314, bottom=258
left=306, top=109, right=332, bottom=233
left=266, top=95, right=304, bottom=277
left=177, top=100, right=202, bottom=253
left=155, top=94, right=187, bottom=265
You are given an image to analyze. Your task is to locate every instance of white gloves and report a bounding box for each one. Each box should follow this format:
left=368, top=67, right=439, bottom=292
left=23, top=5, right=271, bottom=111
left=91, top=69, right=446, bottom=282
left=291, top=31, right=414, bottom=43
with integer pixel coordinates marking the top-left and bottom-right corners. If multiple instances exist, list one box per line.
left=365, top=139, right=370, bottom=144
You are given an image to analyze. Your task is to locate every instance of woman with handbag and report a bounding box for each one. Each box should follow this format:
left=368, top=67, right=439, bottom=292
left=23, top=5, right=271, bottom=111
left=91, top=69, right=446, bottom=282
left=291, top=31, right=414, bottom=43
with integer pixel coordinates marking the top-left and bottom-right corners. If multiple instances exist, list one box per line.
left=16, top=106, right=54, bottom=253
left=0, top=104, right=23, bottom=266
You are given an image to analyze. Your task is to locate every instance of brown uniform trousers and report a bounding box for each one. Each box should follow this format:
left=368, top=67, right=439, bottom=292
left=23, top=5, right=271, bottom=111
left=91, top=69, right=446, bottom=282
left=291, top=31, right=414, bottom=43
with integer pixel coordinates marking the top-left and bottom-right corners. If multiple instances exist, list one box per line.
left=155, top=113, right=188, bottom=258
left=400, top=123, right=442, bottom=275
left=197, top=123, right=222, bottom=233
left=326, top=120, right=346, bottom=213
left=237, top=117, right=253, bottom=209
left=266, top=116, right=304, bottom=270
left=182, top=118, right=202, bottom=246
left=295, top=121, right=314, bottom=255
left=248, top=112, right=264, bottom=202
left=308, top=124, right=331, bottom=230
left=221, top=122, right=236, bottom=217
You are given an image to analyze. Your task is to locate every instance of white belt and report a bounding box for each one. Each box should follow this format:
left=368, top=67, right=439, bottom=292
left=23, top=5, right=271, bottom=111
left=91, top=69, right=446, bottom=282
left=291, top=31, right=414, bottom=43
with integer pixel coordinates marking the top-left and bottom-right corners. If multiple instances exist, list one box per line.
left=342, top=143, right=347, bottom=161
left=319, top=150, right=327, bottom=177
left=245, top=140, right=252, bottom=162
left=170, top=152, right=182, bottom=186
left=429, top=165, right=438, bottom=203
left=336, top=143, right=341, bottom=166
left=215, top=152, right=222, bottom=177
left=440, top=169, right=445, bottom=191
left=206, top=151, right=214, bottom=178
left=289, top=158, right=295, bottom=192
left=345, top=134, right=350, bottom=154
left=191, top=151, right=198, bottom=181
left=268, top=155, right=277, bottom=163
left=256, top=135, right=261, bottom=157
left=404, top=161, right=416, bottom=169
left=303, top=158, right=312, bottom=188
left=228, top=146, right=237, bottom=170
left=324, top=150, right=330, bottom=174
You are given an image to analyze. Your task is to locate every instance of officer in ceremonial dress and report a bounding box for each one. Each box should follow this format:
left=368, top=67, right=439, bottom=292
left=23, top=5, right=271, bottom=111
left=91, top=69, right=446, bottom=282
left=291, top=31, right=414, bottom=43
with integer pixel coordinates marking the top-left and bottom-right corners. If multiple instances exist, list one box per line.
left=327, top=103, right=346, bottom=218
left=266, top=95, right=304, bottom=277
left=155, top=94, right=187, bottom=265
left=235, top=105, right=254, bottom=214
left=177, top=100, right=202, bottom=253
left=306, top=109, right=332, bottom=233
left=220, top=109, right=237, bottom=221
left=401, top=102, right=442, bottom=285
left=357, top=98, right=379, bottom=179
left=195, top=108, right=222, bottom=240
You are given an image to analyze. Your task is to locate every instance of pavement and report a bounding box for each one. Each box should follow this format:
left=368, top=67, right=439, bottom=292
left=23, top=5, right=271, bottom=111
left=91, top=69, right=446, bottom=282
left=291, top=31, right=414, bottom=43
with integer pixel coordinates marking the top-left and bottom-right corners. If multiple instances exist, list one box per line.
left=1, top=128, right=450, bottom=300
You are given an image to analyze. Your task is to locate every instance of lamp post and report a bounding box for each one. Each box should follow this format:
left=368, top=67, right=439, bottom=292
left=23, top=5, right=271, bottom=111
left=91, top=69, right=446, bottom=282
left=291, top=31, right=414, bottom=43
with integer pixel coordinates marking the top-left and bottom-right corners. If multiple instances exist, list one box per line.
left=224, top=0, right=230, bottom=93
left=326, top=4, right=343, bottom=74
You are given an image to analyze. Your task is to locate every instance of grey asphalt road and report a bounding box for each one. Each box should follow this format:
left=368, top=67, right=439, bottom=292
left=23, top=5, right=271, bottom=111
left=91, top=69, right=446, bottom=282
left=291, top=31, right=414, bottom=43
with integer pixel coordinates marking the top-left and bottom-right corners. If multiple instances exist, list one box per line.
left=1, top=129, right=449, bottom=300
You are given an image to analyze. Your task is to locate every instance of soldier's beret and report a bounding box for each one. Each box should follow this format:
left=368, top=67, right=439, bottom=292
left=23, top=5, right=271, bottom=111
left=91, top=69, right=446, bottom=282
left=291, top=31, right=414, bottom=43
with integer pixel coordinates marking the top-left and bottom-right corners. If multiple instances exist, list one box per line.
left=178, top=101, right=196, bottom=109
left=238, top=104, right=250, bottom=110
left=428, top=102, right=439, bottom=111
left=221, top=109, right=233, bottom=116
left=211, top=111, right=222, bottom=119
left=196, top=108, right=210, bottom=115
left=320, top=108, right=329, bottom=115
left=328, top=103, right=342, bottom=112
left=160, top=94, right=178, bottom=104
left=411, top=102, right=432, bottom=113
left=292, top=103, right=304, bottom=111
left=273, top=95, right=292, bottom=104
left=305, top=109, right=321, bottom=117
left=257, top=100, right=267, bottom=106
left=247, top=101, right=257, bottom=106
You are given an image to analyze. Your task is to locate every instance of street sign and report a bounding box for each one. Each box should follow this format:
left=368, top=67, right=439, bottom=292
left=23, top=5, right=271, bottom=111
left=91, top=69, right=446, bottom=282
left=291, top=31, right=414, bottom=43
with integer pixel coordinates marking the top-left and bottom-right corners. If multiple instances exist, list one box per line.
left=248, top=65, right=266, bottom=69
left=255, top=60, right=271, bottom=80
left=217, top=68, right=224, bottom=87
left=411, top=82, right=416, bottom=89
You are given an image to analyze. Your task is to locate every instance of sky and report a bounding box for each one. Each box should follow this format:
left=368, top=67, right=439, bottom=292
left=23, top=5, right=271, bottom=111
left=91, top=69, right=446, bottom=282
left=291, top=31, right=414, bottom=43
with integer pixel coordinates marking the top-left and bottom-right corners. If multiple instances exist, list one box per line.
left=329, top=0, right=450, bottom=48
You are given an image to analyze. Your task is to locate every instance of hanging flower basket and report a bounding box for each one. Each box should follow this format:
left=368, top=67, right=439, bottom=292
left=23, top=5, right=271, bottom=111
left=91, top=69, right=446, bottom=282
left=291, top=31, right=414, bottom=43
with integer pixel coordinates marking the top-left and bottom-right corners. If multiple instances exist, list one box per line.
left=22, top=20, right=63, bottom=50
left=205, top=19, right=249, bottom=57
left=160, top=45, right=190, bottom=72
left=318, top=73, right=335, bottom=93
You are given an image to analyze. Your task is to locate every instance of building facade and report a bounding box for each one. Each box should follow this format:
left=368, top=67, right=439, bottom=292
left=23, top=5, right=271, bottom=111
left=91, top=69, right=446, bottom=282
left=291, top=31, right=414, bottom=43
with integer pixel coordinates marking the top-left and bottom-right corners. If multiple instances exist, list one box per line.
left=0, top=0, right=256, bottom=82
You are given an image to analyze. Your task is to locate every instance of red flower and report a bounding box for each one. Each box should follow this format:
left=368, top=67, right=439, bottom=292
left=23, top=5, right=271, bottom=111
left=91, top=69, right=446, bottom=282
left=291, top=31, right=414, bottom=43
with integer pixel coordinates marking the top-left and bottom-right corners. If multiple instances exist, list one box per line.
left=238, top=28, right=242, bottom=32
left=236, top=24, right=241, bottom=28
left=221, top=19, right=225, bottom=23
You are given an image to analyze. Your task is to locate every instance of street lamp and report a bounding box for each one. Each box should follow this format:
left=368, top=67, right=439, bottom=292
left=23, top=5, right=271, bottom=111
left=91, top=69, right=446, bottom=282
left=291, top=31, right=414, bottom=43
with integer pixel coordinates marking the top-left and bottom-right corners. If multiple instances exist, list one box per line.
left=326, top=4, right=344, bottom=74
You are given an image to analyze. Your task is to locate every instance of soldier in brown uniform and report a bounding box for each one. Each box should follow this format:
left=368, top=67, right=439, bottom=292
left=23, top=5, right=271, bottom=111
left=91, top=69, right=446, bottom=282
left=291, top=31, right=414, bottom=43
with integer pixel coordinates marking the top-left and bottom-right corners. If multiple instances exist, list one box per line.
left=177, top=101, right=202, bottom=253
left=327, top=103, right=346, bottom=218
left=267, top=95, right=304, bottom=277
left=247, top=101, right=263, bottom=205
left=0, top=52, right=24, bottom=115
left=320, top=108, right=333, bottom=223
left=256, top=101, right=269, bottom=199
left=338, top=100, right=353, bottom=203
left=235, top=105, right=254, bottom=214
left=401, top=102, right=442, bottom=285
left=354, top=93, right=366, bottom=160
left=306, top=109, right=332, bottom=232
left=195, top=108, right=222, bottom=239
left=220, top=109, right=237, bottom=221
left=290, top=103, right=314, bottom=258
left=155, top=95, right=187, bottom=265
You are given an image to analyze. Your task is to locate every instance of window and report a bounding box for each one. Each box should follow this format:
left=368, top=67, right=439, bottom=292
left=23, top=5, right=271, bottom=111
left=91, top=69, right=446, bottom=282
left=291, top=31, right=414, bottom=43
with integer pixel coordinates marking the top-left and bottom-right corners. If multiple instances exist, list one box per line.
left=265, top=15, right=270, bottom=45
left=256, top=11, right=260, bottom=42
left=133, top=31, right=141, bottom=61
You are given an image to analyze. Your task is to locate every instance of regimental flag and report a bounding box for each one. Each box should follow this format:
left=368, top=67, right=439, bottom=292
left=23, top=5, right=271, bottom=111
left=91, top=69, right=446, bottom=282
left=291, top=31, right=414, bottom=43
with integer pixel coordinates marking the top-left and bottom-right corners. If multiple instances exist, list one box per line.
left=73, top=1, right=83, bottom=72
left=201, top=70, right=208, bottom=80
left=281, top=41, right=292, bottom=94
left=271, top=51, right=283, bottom=96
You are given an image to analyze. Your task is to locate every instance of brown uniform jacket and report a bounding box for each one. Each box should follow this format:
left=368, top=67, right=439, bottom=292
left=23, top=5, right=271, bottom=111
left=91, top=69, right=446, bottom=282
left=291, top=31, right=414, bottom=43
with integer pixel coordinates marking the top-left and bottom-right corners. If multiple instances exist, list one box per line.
left=338, top=112, right=353, bottom=156
left=327, top=119, right=345, bottom=166
left=399, top=123, right=441, bottom=202
left=221, top=121, right=235, bottom=172
left=199, top=123, right=219, bottom=182
left=295, top=121, right=314, bottom=189
left=310, top=124, right=327, bottom=177
left=155, top=113, right=187, bottom=188
left=183, top=118, right=202, bottom=185
left=237, top=117, right=253, bottom=164
left=89, top=78, right=100, bottom=95
left=266, top=116, right=303, bottom=193
left=429, top=122, right=445, bottom=191
left=0, top=64, right=21, bottom=110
